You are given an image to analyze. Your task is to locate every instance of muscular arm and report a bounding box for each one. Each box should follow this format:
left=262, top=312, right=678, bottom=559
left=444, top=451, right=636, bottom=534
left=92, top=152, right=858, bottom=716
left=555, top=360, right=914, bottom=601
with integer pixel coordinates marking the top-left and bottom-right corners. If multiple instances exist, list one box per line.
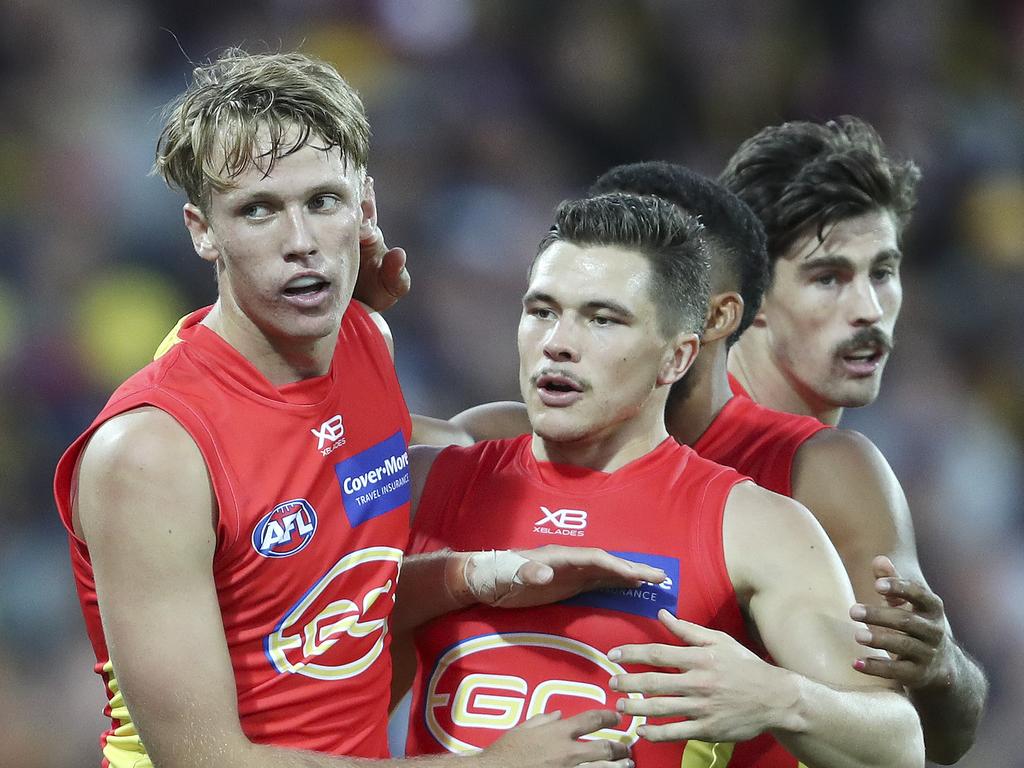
left=411, top=402, right=530, bottom=447
left=725, top=484, right=924, bottom=768
left=609, top=484, right=923, bottom=767
left=793, top=429, right=987, bottom=763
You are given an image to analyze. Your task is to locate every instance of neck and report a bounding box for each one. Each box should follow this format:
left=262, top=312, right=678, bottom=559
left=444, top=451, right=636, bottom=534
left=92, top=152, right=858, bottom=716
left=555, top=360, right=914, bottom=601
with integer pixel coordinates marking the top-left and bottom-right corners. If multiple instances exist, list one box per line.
left=728, top=328, right=843, bottom=425
left=665, top=339, right=734, bottom=445
left=202, top=301, right=337, bottom=387
left=531, top=403, right=669, bottom=473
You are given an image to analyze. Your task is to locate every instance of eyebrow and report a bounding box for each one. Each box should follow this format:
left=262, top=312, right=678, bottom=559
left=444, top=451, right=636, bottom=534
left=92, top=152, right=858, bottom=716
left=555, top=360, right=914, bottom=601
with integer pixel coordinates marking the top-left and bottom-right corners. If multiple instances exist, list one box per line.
left=226, top=182, right=350, bottom=206
left=523, top=290, right=637, bottom=320
left=798, top=248, right=902, bottom=274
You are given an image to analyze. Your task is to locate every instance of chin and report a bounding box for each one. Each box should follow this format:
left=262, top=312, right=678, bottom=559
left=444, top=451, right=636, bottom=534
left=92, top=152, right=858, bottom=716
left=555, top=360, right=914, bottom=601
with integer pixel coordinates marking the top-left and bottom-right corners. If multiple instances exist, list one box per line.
left=826, top=381, right=883, bottom=409
left=530, top=413, right=593, bottom=444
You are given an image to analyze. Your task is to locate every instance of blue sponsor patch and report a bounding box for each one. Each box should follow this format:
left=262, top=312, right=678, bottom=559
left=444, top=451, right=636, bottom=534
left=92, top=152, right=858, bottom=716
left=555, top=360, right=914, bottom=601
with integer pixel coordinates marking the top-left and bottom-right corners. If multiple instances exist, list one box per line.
left=335, top=431, right=411, bottom=527
left=562, top=550, right=680, bottom=619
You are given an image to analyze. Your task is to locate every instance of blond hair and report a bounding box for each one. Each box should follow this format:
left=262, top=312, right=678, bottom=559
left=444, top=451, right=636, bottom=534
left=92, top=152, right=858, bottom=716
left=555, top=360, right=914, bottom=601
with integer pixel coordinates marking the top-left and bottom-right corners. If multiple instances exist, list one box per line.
left=154, top=48, right=370, bottom=206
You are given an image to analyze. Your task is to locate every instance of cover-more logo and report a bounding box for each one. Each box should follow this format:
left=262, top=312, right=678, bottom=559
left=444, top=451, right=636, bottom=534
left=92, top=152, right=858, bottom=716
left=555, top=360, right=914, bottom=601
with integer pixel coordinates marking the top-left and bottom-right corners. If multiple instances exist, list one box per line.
left=312, top=414, right=346, bottom=455
left=533, top=506, right=587, bottom=537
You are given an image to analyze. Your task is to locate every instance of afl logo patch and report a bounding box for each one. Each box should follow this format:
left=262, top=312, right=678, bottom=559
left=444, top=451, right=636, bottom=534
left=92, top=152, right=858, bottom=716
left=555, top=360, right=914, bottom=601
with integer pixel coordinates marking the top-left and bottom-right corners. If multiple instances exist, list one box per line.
left=252, top=499, right=318, bottom=558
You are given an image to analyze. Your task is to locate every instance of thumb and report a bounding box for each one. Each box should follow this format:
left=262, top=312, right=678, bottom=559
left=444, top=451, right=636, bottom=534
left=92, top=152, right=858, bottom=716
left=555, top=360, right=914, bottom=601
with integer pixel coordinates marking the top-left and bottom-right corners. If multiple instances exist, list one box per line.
left=516, top=560, right=554, bottom=586
left=871, top=555, right=905, bottom=607
left=872, top=555, right=898, bottom=579
left=658, top=609, right=714, bottom=646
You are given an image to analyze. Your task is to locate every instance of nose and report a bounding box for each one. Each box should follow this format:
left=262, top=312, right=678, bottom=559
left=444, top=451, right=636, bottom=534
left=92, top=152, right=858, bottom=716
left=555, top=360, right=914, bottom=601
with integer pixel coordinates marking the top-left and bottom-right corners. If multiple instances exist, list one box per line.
left=283, top=206, right=317, bottom=261
left=543, top=319, right=580, bottom=363
left=849, top=276, right=883, bottom=326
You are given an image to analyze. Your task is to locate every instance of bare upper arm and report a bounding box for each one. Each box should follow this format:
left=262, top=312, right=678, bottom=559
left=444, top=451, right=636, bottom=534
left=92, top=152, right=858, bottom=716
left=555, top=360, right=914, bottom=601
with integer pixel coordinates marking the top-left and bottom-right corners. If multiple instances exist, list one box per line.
left=411, top=401, right=529, bottom=448
left=792, top=428, right=925, bottom=604
left=409, top=443, right=444, bottom=520
left=723, top=481, right=897, bottom=691
left=75, top=408, right=249, bottom=766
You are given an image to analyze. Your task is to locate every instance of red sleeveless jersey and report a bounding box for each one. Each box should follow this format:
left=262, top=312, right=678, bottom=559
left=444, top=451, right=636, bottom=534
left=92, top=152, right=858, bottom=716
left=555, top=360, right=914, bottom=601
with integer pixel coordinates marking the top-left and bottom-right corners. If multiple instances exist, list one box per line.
left=683, top=375, right=829, bottom=766
left=54, top=303, right=412, bottom=765
left=694, top=377, right=829, bottom=497
left=405, top=435, right=760, bottom=766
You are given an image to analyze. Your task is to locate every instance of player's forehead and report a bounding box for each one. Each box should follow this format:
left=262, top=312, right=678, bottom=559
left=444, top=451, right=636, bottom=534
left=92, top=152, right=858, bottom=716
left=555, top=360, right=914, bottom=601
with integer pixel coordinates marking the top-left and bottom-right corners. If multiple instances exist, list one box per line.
left=211, top=140, right=362, bottom=206
left=786, top=209, right=901, bottom=268
left=526, top=241, right=654, bottom=309
left=207, top=122, right=361, bottom=199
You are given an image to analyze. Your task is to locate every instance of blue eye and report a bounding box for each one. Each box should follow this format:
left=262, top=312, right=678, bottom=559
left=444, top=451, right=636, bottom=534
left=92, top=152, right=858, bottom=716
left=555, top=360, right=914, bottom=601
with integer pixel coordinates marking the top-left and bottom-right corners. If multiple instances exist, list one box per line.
left=309, top=195, right=340, bottom=211
left=242, top=203, right=272, bottom=219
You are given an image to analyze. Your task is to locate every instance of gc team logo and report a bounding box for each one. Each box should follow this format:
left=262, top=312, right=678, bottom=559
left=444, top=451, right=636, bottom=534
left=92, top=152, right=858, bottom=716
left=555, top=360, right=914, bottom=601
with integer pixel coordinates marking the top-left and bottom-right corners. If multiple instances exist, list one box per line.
left=265, top=546, right=403, bottom=680
left=424, top=633, right=643, bottom=753
left=251, top=499, right=318, bottom=558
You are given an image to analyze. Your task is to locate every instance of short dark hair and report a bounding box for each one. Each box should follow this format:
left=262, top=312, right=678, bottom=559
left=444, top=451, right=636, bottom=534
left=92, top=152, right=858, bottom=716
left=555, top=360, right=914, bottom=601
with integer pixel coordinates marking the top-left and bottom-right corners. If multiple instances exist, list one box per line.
left=536, top=193, right=710, bottom=338
left=719, top=116, right=921, bottom=278
left=589, top=162, right=768, bottom=346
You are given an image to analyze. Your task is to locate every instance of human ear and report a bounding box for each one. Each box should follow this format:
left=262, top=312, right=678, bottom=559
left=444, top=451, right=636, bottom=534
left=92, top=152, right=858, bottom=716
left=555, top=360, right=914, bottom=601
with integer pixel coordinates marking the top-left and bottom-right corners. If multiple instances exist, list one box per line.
left=703, top=291, right=744, bottom=343
left=658, top=333, right=701, bottom=386
left=184, top=204, right=219, bottom=264
left=359, top=174, right=378, bottom=237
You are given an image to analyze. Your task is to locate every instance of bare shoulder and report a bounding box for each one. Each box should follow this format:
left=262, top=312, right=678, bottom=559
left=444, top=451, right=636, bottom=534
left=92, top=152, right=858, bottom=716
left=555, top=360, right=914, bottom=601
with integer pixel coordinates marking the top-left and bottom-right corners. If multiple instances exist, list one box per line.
left=723, top=481, right=833, bottom=595
left=76, top=407, right=213, bottom=543
left=790, top=426, right=918, bottom=577
left=724, top=479, right=821, bottom=536
left=796, top=427, right=896, bottom=487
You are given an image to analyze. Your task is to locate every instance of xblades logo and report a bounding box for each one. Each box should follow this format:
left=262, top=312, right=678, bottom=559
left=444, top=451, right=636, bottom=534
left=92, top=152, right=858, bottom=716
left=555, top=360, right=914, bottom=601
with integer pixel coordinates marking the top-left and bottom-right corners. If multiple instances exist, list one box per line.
left=533, top=506, right=587, bottom=537
left=312, top=414, right=346, bottom=455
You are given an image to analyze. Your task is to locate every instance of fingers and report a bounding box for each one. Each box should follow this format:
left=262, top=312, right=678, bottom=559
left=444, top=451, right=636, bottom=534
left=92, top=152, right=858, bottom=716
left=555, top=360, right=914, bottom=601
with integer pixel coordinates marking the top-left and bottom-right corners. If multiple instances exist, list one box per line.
left=522, top=545, right=666, bottom=586
left=872, top=554, right=898, bottom=579
left=616, top=695, right=700, bottom=719
left=608, top=642, right=704, bottom=670
left=635, top=720, right=702, bottom=743
left=850, top=603, right=946, bottom=645
left=574, top=738, right=629, bottom=765
left=656, top=610, right=716, bottom=646
left=380, top=246, right=410, bottom=299
left=578, top=759, right=634, bottom=768
left=519, top=710, right=562, bottom=729
left=855, top=622, right=943, bottom=658
left=563, top=708, right=621, bottom=739
left=853, top=654, right=927, bottom=684
left=517, top=559, right=555, bottom=586
left=610, top=669, right=701, bottom=696
left=874, top=577, right=944, bottom=615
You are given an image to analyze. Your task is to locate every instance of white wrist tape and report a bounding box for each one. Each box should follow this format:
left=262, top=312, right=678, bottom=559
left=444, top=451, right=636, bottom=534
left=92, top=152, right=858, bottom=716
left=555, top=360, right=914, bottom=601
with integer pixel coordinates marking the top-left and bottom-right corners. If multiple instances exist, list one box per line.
left=466, top=550, right=530, bottom=605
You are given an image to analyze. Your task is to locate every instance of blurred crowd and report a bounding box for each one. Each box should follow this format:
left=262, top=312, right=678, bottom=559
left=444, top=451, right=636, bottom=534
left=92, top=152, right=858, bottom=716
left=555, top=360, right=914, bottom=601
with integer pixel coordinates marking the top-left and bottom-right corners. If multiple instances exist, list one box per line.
left=1, top=1, right=1022, bottom=765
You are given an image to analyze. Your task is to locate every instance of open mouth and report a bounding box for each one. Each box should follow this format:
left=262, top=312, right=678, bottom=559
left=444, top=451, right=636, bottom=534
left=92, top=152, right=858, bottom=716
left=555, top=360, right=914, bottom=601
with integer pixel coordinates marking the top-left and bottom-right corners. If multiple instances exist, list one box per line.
left=283, top=276, right=330, bottom=296
left=534, top=373, right=585, bottom=407
left=842, top=347, right=883, bottom=364
left=536, top=374, right=584, bottom=394
left=839, top=345, right=886, bottom=375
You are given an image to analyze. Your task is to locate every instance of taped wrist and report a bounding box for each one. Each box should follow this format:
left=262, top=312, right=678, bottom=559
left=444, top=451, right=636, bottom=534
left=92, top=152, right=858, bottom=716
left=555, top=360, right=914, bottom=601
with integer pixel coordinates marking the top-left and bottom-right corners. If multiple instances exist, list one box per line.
left=464, top=550, right=530, bottom=606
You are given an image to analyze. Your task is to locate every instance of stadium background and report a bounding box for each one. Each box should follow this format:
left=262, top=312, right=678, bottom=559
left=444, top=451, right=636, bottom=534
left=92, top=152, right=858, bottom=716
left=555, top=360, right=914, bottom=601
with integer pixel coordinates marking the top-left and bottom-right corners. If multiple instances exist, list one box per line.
left=1, top=1, right=1022, bottom=765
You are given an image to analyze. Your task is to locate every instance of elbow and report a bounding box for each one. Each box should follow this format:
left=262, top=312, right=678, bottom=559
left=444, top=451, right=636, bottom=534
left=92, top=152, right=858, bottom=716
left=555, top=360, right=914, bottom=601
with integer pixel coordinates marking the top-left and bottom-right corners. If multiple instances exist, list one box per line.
left=894, top=715, right=926, bottom=768
left=924, top=734, right=974, bottom=765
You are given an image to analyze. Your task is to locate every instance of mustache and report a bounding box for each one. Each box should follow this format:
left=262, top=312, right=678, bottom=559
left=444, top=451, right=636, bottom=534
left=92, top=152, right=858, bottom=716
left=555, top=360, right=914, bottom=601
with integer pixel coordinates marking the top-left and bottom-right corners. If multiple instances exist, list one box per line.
left=833, top=327, right=894, bottom=357
left=530, top=368, right=589, bottom=390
